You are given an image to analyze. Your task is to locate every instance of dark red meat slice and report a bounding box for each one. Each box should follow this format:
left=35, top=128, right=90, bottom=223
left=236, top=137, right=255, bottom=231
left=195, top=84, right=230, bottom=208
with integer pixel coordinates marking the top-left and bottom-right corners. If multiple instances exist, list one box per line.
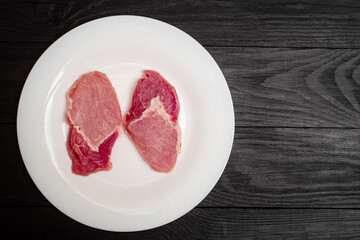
left=66, top=71, right=122, bottom=176
left=125, top=70, right=181, bottom=172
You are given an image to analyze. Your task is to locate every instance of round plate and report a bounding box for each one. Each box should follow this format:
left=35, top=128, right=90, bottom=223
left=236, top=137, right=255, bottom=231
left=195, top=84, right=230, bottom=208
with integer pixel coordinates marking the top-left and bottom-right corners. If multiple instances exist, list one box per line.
left=17, top=16, right=234, bottom=232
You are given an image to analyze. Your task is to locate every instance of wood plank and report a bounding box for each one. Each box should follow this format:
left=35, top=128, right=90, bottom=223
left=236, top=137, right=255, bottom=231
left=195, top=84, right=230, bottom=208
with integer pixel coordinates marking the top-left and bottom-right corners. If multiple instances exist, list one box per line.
left=201, top=127, right=360, bottom=208
left=1, top=0, right=360, bottom=48
left=4, top=124, right=360, bottom=208
left=0, top=42, right=48, bottom=124
left=1, top=207, right=360, bottom=239
left=209, top=47, right=360, bottom=127
left=4, top=43, right=360, bottom=127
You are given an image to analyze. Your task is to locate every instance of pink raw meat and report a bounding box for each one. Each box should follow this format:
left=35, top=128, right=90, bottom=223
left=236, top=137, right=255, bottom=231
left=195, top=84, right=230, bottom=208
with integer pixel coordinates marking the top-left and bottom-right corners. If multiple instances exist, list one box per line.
left=66, top=71, right=122, bottom=176
left=125, top=70, right=181, bottom=172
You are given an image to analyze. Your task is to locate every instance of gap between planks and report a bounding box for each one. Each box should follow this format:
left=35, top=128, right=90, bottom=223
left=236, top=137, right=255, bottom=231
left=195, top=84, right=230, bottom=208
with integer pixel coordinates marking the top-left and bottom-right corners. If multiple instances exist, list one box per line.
left=5, top=122, right=360, bottom=130
left=2, top=40, right=360, bottom=50
left=2, top=205, right=360, bottom=210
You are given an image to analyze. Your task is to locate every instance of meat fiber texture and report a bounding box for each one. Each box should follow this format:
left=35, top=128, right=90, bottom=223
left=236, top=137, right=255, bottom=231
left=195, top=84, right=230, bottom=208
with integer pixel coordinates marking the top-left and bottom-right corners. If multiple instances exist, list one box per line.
left=66, top=71, right=122, bottom=176
left=125, top=70, right=181, bottom=172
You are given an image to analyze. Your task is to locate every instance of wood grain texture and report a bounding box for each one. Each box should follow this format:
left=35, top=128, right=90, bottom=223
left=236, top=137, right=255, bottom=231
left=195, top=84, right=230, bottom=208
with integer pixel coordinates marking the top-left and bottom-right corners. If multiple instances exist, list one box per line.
left=202, top=127, right=360, bottom=208
left=2, top=207, right=360, bottom=239
left=0, top=42, right=48, bottom=124
left=4, top=43, right=360, bottom=127
left=1, top=0, right=360, bottom=48
left=5, top=123, right=360, bottom=208
left=209, top=47, right=360, bottom=127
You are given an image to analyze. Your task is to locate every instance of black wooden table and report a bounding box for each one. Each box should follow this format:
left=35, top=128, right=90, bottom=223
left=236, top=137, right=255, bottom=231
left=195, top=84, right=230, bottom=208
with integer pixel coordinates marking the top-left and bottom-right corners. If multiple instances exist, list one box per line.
left=2, top=1, right=360, bottom=239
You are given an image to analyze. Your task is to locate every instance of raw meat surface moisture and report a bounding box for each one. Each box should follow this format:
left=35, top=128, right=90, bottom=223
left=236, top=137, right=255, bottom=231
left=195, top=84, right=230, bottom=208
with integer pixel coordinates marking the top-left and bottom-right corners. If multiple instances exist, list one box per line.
left=125, top=70, right=181, bottom=172
left=66, top=71, right=122, bottom=176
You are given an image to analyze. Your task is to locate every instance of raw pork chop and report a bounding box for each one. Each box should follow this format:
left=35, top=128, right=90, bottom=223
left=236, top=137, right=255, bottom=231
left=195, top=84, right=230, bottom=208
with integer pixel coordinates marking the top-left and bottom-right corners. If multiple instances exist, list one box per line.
left=66, top=71, right=122, bottom=176
left=125, top=70, right=181, bottom=172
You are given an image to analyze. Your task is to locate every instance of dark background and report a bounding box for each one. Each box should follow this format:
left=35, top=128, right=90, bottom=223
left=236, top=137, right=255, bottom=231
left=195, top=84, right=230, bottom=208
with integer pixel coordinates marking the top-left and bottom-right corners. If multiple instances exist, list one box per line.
left=2, top=0, right=360, bottom=239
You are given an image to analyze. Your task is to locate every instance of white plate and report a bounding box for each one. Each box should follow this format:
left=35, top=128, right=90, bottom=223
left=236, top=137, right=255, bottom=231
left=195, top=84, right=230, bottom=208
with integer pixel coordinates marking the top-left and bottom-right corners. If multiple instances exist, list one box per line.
left=17, top=16, right=234, bottom=232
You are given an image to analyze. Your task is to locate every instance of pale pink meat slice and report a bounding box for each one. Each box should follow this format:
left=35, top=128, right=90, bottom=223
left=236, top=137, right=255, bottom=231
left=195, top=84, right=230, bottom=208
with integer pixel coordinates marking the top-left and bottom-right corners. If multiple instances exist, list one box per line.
left=67, top=71, right=122, bottom=151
